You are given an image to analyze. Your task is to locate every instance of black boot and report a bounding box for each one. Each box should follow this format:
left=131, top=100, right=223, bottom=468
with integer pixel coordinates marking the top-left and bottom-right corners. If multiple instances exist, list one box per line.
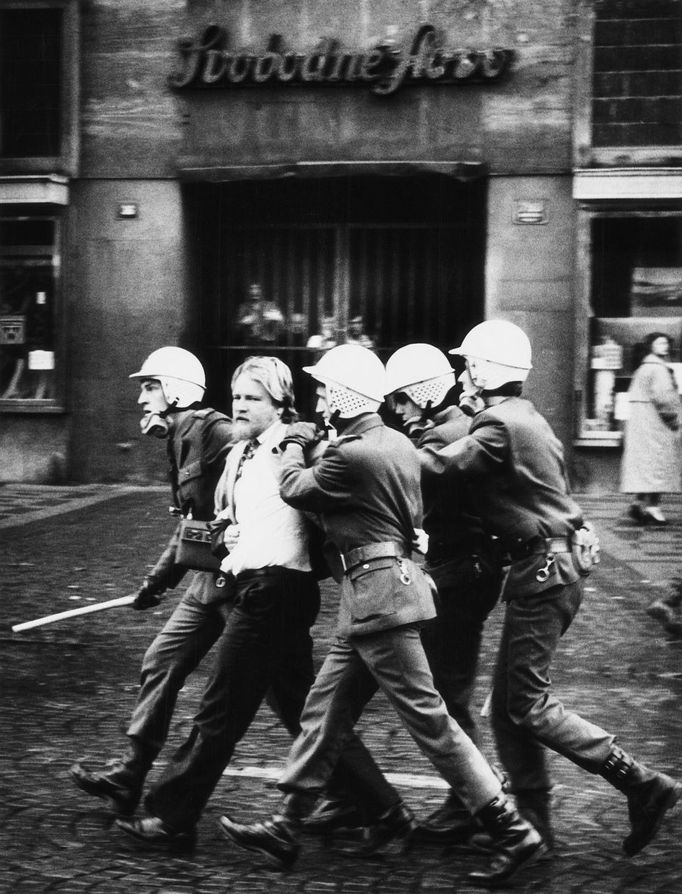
left=70, top=746, right=151, bottom=816
left=416, top=790, right=480, bottom=843
left=115, top=816, right=196, bottom=851
left=333, top=801, right=416, bottom=856
left=218, top=791, right=316, bottom=870
left=302, top=796, right=366, bottom=834
left=516, top=788, right=555, bottom=851
left=600, top=745, right=681, bottom=856
left=219, top=813, right=300, bottom=869
left=467, top=788, right=554, bottom=856
left=467, top=794, right=546, bottom=888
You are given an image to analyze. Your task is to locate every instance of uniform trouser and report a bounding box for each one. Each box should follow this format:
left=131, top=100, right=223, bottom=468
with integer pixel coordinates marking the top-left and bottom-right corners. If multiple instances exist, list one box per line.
left=279, top=625, right=502, bottom=814
left=490, top=579, right=615, bottom=794
left=422, top=553, right=501, bottom=745
left=146, top=568, right=398, bottom=830
left=126, top=572, right=228, bottom=759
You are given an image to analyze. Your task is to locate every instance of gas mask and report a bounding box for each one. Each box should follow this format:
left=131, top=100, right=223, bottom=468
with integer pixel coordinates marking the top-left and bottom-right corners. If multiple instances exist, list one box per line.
left=140, top=412, right=169, bottom=438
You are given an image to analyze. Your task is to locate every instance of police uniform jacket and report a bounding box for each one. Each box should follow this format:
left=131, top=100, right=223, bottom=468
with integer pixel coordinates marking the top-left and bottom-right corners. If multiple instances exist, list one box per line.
left=418, top=405, right=489, bottom=566
left=147, top=407, right=234, bottom=601
left=279, top=412, right=436, bottom=636
left=421, top=397, right=583, bottom=598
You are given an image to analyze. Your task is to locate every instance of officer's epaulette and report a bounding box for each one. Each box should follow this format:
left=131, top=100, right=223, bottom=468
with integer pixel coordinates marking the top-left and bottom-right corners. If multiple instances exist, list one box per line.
left=334, top=433, right=361, bottom=444
left=193, top=407, right=230, bottom=421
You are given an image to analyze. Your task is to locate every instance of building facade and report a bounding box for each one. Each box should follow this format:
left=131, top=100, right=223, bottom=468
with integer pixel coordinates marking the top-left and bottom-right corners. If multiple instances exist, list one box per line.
left=0, top=0, right=680, bottom=490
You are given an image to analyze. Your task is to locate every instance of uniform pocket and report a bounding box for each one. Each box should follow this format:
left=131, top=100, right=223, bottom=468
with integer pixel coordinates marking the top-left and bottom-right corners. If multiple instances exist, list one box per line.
left=346, top=557, right=398, bottom=623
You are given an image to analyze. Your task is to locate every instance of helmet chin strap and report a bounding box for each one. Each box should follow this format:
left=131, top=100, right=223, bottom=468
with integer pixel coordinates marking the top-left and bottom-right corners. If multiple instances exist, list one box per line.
left=324, top=408, right=341, bottom=437
left=418, top=399, right=433, bottom=424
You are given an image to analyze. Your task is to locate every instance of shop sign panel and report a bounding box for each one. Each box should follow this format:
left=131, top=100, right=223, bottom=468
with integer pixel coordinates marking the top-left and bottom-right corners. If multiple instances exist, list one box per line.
left=170, top=24, right=513, bottom=97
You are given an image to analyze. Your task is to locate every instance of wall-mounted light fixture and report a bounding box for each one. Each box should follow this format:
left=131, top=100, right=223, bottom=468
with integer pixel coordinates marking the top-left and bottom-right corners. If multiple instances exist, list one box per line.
left=117, top=202, right=139, bottom=220
left=512, top=199, right=548, bottom=225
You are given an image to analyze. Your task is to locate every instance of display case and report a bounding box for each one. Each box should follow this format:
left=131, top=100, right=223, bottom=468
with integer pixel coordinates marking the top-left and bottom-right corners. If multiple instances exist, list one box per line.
left=576, top=211, right=682, bottom=443
left=0, top=214, right=63, bottom=409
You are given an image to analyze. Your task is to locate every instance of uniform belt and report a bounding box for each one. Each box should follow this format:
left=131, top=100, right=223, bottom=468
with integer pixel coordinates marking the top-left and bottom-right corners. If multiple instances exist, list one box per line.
left=508, top=536, right=571, bottom=561
left=229, top=566, right=305, bottom=582
left=339, top=541, right=408, bottom=574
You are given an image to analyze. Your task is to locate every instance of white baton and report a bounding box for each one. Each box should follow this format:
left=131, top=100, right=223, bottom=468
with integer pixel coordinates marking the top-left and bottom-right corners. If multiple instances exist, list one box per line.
left=11, top=594, right=136, bottom=633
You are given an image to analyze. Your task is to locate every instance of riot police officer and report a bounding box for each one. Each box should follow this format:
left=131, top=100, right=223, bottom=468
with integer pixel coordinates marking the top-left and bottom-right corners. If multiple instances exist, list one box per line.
left=422, top=320, right=681, bottom=857
left=71, top=347, right=235, bottom=816
left=385, top=344, right=503, bottom=842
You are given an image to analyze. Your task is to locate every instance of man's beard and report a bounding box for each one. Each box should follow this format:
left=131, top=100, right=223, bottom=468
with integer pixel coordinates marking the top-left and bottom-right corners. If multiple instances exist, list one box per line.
left=232, top=419, right=259, bottom=441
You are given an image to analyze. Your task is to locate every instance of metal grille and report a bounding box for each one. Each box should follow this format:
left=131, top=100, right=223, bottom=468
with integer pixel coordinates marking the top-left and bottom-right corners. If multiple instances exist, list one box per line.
left=217, top=222, right=466, bottom=352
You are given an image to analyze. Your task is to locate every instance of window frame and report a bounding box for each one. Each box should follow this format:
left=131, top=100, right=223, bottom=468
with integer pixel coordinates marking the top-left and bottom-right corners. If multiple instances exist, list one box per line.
left=0, top=209, right=65, bottom=412
left=574, top=1, right=682, bottom=168
left=574, top=203, right=682, bottom=446
left=0, top=0, right=80, bottom=175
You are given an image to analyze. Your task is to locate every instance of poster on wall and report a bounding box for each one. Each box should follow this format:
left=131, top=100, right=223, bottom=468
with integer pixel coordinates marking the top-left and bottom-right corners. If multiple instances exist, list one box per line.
left=631, top=268, right=682, bottom=317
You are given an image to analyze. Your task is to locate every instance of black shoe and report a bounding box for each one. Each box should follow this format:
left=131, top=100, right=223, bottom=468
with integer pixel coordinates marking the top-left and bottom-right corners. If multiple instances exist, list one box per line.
left=115, top=816, right=196, bottom=850
left=302, top=797, right=365, bottom=834
left=647, top=599, right=676, bottom=627
left=70, top=760, right=142, bottom=816
left=416, top=792, right=479, bottom=843
left=628, top=503, right=646, bottom=524
left=218, top=814, right=300, bottom=869
left=333, top=802, right=416, bottom=857
left=641, top=507, right=668, bottom=526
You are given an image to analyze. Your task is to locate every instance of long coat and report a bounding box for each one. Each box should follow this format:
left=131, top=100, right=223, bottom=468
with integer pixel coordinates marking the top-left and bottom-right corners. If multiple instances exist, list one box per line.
left=621, top=355, right=682, bottom=494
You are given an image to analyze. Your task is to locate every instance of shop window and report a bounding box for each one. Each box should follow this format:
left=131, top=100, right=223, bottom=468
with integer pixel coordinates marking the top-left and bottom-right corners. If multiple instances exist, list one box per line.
left=0, top=214, right=62, bottom=408
left=580, top=213, right=682, bottom=440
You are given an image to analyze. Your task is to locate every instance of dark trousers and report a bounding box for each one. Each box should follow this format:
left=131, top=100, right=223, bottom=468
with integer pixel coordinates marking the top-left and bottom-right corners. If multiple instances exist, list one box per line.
left=146, top=568, right=398, bottom=829
left=279, top=626, right=501, bottom=813
left=127, top=572, right=227, bottom=759
left=491, top=579, right=614, bottom=795
left=421, top=553, right=501, bottom=746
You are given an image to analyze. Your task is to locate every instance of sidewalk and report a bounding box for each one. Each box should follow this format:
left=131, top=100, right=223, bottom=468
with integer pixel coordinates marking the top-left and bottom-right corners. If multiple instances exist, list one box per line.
left=2, top=485, right=681, bottom=893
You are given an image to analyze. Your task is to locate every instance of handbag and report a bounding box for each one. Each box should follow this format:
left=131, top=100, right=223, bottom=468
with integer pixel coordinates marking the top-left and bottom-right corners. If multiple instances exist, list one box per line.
left=175, top=518, right=221, bottom=572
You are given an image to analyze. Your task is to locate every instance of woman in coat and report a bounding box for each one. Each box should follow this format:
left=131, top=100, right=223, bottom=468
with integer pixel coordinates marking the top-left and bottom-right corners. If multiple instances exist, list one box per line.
left=621, top=333, right=682, bottom=525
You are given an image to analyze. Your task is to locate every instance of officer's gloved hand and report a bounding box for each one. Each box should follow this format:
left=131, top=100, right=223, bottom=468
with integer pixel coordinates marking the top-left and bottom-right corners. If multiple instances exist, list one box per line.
left=279, top=422, right=321, bottom=452
left=132, top=579, right=163, bottom=611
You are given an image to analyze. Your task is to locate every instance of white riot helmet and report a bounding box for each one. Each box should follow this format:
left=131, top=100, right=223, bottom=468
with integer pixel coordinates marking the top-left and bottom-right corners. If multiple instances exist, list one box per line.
left=303, top=344, right=386, bottom=419
left=385, top=344, right=456, bottom=409
left=449, top=320, right=532, bottom=391
left=129, top=347, right=206, bottom=408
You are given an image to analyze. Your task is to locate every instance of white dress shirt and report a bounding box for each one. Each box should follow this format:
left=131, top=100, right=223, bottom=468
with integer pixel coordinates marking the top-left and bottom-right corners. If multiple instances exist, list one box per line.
left=214, top=420, right=311, bottom=577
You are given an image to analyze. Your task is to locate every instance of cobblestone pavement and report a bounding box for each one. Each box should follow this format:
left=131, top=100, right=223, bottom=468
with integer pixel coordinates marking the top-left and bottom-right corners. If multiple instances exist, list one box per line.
left=1, top=486, right=681, bottom=893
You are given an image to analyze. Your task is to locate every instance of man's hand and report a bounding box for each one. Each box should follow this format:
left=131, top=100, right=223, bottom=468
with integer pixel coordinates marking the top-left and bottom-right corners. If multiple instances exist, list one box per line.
left=132, top=579, right=163, bottom=610
left=412, top=528, right=429, bottom=555
left=223, top=523, right=241, bottom=554
left=279, top=422, right=320, bottom=451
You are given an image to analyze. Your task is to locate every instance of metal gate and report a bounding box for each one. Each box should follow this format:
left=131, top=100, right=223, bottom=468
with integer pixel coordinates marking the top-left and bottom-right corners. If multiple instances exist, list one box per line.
left=215, top=221, right=468, bottom=352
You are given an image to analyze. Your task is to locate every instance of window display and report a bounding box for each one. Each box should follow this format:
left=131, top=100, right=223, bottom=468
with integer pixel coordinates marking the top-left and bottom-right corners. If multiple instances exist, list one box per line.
left=0, top=216, right=60, bottom=405
left=582, top=214, right=682, bottom=438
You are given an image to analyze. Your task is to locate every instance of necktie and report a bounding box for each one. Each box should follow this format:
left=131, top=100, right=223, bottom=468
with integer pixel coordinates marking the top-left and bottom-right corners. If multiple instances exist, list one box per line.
left=234, top=438, right=258, bottom=484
